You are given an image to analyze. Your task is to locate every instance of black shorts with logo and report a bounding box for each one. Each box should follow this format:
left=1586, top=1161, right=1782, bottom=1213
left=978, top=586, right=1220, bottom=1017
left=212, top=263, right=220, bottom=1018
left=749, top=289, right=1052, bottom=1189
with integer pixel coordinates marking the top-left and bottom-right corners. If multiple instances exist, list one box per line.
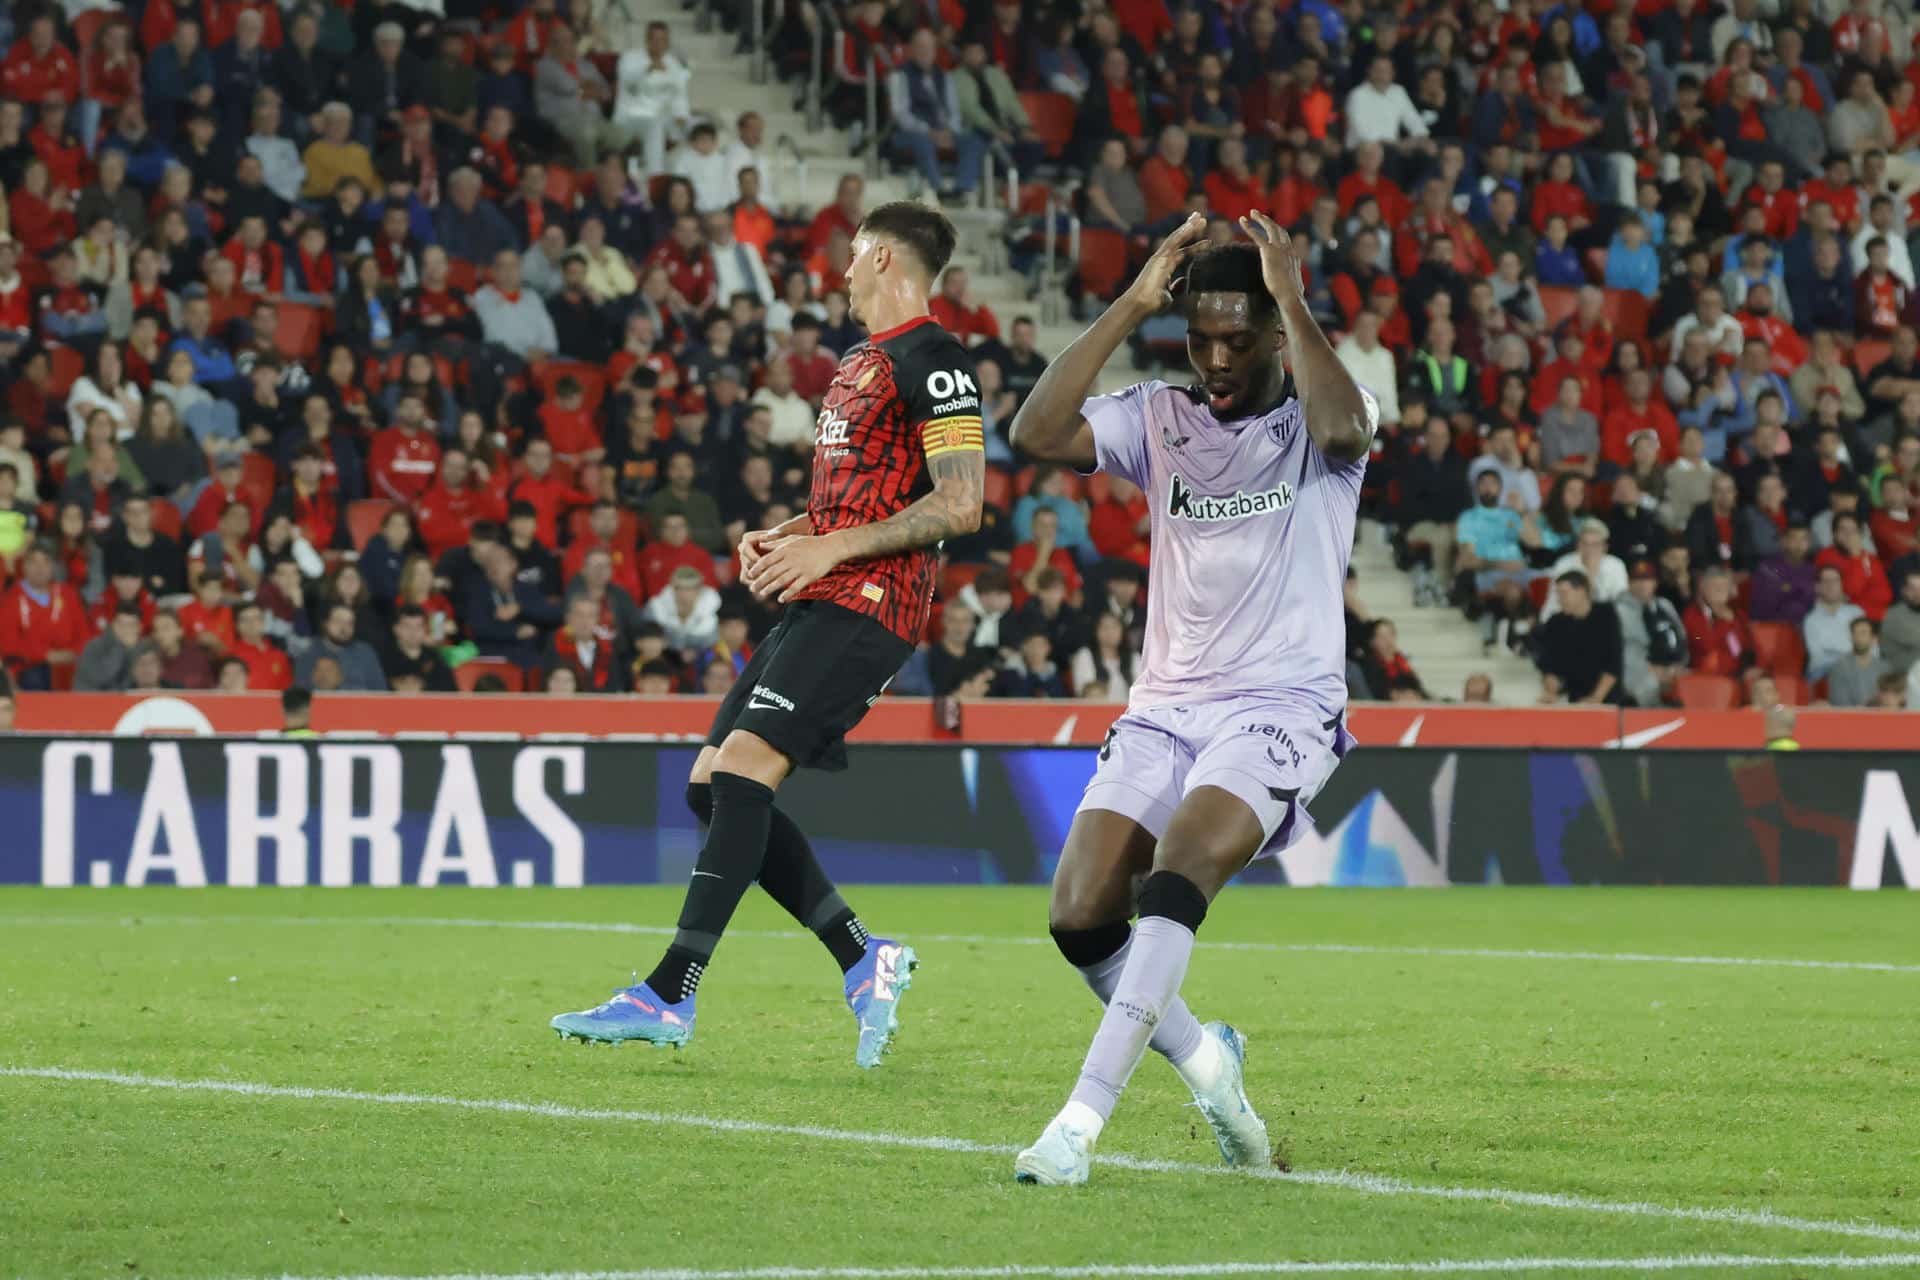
left=706, top=600, right=916, bottom=772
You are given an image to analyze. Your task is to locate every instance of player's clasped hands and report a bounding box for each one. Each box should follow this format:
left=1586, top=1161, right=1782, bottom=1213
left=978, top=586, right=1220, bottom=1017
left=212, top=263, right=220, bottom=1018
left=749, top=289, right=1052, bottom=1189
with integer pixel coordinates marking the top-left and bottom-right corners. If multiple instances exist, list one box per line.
left=743, top=533, right=843, bottom=604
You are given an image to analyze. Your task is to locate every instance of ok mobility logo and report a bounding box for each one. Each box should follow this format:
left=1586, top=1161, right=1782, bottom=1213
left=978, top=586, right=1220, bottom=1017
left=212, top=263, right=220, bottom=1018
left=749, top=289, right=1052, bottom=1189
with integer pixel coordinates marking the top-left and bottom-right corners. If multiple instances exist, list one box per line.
left=1166, top=473, right=1295, bottom=522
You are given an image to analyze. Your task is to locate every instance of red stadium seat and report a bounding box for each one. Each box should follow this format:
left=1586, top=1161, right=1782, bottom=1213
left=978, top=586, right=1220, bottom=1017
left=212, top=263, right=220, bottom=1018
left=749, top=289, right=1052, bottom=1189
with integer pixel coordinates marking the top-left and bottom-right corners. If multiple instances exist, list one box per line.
left=72, top=9, right=116, bottom=53
left=455, top=658, right=525, bottom=692
left=445, top=258, right=479, bottom=293
left=1750, top=621, right=1807, bottom=677
left=533, top=360, right=607, bottom=417
left=346, top=499, right=395, bottom=551
left=238, top=453, right=277, bottom=514
left=148, top=498, right=182, bottom=540
left=275, top=302, right=325, bottom=361
left=47, top=346, right=85, bottom=399
left=1603, top=290, right=1650, bottom=342
left=1538, top=286, right=1578, bottom=333
left=982, top=465, right=1013, bottom=511
left=940, top=561, right=985, bottom=600
left=1853, top=338, right=1892, bottom=378
left=1772, top=673, right=1809, bottom=706
left=1020, top=92, right=1077, bottom=161
left=1077, top=227, right=1130, bottom=302
left=1527, top=575, right=1552, bottom=615
left=1674, top=673, right=1740, bottom=709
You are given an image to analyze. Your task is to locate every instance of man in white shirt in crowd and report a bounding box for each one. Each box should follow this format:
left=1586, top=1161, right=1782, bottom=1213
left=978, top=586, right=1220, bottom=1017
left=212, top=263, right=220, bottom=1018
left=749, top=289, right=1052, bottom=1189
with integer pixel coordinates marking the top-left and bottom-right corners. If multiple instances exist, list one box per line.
left=1850, top=194, right=1917, bottom=289
left=615, top=19, right=693, bottom=175
left=1332, top=310, right=1400, bottom=427
left=1803, top=562, right=1866, bottom=681
left=673, top=122, right=735, bottom=212
left=1468, top=423, right=1544, bottom=512
left=706, top=211, right=774, bottom=306
left=749, top=357, right=816, bottom=449
left=1345, top=54, right=1432, bottom=159
left=725, top=111, right=779, bottom=211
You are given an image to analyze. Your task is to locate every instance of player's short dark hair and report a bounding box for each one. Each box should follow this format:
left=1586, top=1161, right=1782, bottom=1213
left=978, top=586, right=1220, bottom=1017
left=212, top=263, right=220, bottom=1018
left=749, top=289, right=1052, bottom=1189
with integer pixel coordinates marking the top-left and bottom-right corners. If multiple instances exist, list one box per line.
left=282, top=687, right=312, bottom=715
left=857, top=201, right=957, bottom=280
left=1182, top=243, right=1278, bottom=323
left=218, top=656, right=249, bottom=678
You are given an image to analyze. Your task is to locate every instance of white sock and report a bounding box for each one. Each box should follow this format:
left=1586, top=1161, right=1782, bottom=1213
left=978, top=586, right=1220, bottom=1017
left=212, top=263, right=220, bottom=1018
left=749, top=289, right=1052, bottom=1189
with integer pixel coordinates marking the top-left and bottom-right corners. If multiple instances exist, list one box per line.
left=1058, top=1099, right=1105, bottom=1145
left=1171, top=1025, right=1226, bottom=1093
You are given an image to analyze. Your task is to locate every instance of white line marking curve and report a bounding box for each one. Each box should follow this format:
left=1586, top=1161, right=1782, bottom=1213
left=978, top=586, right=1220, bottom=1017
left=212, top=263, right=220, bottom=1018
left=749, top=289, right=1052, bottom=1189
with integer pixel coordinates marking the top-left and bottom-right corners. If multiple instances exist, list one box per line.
left=6, top=1066, right=1918, bottom=1246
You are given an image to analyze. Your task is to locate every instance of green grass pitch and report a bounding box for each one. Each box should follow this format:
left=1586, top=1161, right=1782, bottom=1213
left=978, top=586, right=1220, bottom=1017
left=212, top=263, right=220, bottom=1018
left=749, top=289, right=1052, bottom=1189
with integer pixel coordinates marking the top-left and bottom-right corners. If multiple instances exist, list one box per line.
left=4, top=886, right=1920, bottom=1280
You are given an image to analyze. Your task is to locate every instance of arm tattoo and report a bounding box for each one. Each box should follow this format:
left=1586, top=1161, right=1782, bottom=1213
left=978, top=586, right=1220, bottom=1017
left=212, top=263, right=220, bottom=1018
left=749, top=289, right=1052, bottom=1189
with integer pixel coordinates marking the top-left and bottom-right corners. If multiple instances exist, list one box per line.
left=831, top=451, right=985, bottom=560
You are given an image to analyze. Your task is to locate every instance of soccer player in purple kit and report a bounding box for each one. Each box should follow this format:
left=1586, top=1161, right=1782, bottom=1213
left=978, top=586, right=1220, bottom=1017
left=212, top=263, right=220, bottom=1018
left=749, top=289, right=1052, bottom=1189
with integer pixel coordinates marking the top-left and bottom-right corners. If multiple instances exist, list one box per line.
left=1006, top=210, right=1378, bottom=1185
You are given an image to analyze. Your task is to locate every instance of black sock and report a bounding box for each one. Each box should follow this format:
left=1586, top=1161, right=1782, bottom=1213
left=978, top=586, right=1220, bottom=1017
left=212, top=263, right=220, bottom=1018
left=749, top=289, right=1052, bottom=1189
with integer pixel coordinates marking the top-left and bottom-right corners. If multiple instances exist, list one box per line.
left=644, top=771, right=775, bottom=1002
left=757, top=804, right=869, bottom=972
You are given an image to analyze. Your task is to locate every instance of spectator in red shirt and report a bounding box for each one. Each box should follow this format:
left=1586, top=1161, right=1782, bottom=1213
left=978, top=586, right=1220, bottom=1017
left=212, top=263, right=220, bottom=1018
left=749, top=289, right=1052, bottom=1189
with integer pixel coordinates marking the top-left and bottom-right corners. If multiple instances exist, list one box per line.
left=9, top=155, right=75, bottom=256
left=645, top=213, right=717, bottom=314
left=545, top=593, right=628, bottom=692
left=264, top=445, right=340, bottom=551
left=176, top=572, right=236, bottom=656
left=1739, top=160, right=1803, bottom=242
left=1601, top=368, right=1681, bottom=466
left=1335, top=140, right=1411, bottom=227
left=1682, top=565, right=1756, bottom=676
left=0, top=16, right=80, bottom=109
left=1137, top=124, right=1191, bottom=224
left=785, top=314, right=839, bottom=400
left=537, top=375, right=603, bottom=466
left=228, top=599, right=292, bottom=691
left=1201, top=137, right=1262, bottom=224
left=1815, top=510, right=1893, bottom=621
left=1870, top=473, right=1919, bottom=563
left=1010, top=506, right=1082, bottom=607
left=509, top=437, right=592, bottom=549
left=221, top=214, right=284, bottom=297
left=635, top=509, right=717, bottom=596
left=1088, top=474, right=1150, bottom=565
left=416, top=448, right=510, bottom=561
left=563, top=499, right=646, bottom=597
left=1110, top=0, right=1172, bottom=56
left=929, top=265, right=1001, bottom=346
left=1737, top=283, right=1808, bottom=375
left=803, top=173, right=864, bottom=257
left=367, top=393, right=443, bottom=505
left=0, top=542, right=89, bottom=689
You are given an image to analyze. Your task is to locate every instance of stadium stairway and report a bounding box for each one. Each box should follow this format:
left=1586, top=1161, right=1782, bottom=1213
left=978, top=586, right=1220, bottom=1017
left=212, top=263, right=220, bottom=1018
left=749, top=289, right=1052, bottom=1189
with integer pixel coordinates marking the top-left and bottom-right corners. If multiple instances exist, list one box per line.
left=1350, top=521, right=1541, bottom=706
left=646, top=15, right=1537, bottom=703
left=635, top=5, right=1140, bottom=393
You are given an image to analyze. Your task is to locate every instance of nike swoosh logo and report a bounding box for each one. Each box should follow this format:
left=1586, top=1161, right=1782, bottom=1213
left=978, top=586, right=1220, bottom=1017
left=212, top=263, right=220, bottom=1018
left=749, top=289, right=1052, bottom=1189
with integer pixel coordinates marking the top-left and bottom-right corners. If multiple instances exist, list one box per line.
left=746, top=699, right=782, bottom=711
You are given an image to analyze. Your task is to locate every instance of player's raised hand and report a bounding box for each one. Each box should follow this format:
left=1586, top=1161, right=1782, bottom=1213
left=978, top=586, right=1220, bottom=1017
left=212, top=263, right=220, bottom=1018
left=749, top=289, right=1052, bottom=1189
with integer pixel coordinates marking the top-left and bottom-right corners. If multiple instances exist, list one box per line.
left=1238, top=212, right=1306, bottom=306
left=737, top=525, right=796, bottom=573
left=1121, top=212, right=1208, bottom=314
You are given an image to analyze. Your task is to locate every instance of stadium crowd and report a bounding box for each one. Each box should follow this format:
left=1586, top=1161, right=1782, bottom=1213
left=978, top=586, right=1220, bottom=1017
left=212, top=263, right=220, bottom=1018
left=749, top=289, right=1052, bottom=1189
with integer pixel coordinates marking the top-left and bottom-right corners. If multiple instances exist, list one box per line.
left=0, top=0, right=1918, bottom=712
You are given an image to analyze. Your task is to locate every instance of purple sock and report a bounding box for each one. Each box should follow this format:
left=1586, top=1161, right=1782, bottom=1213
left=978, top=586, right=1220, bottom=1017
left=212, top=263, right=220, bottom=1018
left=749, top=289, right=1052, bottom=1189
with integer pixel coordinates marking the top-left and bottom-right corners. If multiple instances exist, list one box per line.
left=1067, top=915, right=1198, bottom=1123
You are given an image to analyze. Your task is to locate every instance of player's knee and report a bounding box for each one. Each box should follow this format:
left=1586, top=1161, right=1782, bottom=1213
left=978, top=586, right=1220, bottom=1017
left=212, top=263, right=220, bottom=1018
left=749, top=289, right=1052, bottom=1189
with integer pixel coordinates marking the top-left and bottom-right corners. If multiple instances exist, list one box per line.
left=713, top=730, right=789, bottom=788
left=685, top=781, right=714, bottom=824
left=1049, top=918, right=1131, bottom=968
left=1135, top=868, right=1209, bottom=932
left=1047, top=880, right=1120, bottom=936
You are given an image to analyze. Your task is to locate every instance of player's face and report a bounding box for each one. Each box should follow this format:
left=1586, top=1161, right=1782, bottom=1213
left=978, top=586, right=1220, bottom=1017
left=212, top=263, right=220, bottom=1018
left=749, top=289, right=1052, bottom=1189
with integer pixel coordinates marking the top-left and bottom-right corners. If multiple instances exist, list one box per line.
left=1185, top=292, right=1281, bottom=420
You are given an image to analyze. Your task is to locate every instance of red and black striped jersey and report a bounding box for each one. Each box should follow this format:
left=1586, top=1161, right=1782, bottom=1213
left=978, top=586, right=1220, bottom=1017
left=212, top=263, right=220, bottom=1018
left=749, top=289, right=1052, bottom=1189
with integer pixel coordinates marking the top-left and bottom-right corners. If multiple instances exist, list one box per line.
left=799, top=314, right=984, bottom=642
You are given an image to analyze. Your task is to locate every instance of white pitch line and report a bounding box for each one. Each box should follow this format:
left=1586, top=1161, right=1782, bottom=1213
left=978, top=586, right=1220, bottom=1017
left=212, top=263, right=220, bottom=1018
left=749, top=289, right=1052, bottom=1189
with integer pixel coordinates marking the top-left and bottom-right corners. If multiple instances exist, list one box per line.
left=253, top=1255, right=1920, bottom=1280
left=7, top=1066, right=1920, bottom=1247
left=6, top=913, right=1920, bottom=976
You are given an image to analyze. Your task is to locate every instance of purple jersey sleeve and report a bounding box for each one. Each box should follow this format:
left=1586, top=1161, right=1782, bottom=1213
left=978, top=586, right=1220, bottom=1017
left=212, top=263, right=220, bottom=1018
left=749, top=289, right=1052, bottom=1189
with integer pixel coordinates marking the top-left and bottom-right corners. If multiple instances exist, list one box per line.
left=1080, top=382, right=1156, bottom=489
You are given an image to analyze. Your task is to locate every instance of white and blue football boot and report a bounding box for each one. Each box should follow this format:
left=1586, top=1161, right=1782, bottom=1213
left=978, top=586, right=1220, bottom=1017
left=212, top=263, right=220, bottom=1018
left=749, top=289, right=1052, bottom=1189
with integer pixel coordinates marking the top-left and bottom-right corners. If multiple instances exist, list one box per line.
left=550, top=980, right=695, bottom=1048
left=844, top=938, right=917, bottom=1069
left=1187, top=1021, right=1271, bottom=1168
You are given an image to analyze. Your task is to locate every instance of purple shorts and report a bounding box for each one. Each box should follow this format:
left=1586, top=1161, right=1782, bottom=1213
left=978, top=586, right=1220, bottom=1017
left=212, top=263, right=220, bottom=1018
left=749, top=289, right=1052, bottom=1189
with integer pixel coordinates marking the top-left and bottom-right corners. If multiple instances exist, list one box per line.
left=1079, top=695, right=1355, bottom=861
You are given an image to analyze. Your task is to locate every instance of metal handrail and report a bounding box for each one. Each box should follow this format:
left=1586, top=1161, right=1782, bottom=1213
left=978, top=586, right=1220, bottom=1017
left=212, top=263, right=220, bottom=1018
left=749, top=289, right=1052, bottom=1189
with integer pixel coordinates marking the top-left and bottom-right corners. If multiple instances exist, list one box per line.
left=749, top=0, right=766, bottom=84
left=806, top=4, right=840, bottom=132
left=864, top=49, right=880, bottom=179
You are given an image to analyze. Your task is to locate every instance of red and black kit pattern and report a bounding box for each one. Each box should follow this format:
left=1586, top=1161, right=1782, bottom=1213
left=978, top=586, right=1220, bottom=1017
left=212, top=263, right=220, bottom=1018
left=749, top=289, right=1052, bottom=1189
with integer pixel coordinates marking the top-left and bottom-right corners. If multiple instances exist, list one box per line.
left=798, top=315, right=984, bottom=643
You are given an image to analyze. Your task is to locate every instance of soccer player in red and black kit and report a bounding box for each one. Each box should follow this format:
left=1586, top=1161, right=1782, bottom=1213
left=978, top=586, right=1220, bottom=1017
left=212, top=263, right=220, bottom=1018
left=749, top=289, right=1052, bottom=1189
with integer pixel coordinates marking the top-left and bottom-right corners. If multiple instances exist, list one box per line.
left=551, top=202, right=985, bottom=1068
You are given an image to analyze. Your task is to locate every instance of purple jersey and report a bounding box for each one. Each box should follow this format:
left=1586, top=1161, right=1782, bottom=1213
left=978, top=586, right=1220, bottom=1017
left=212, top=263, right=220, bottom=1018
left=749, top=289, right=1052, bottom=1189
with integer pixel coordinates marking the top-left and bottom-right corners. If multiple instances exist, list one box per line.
left=1085, top=380, right=1374, bottom=719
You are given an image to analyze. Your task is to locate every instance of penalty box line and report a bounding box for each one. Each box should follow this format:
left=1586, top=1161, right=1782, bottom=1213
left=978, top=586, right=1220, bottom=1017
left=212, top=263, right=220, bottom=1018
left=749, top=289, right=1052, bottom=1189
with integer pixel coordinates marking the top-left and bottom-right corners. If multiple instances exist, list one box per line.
left=6, top=1065, right=1920, bottom=1248
left=250, top=1254, right=1920, bottom=1280
left=6, top=913, right=1920, bottom=976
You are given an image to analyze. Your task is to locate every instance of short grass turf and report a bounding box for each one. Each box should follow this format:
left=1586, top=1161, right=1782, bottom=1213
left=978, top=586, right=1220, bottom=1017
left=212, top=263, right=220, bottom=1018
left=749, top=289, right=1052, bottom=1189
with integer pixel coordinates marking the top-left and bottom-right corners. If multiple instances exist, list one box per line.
left=3, top=887, right=1920, bottom=1280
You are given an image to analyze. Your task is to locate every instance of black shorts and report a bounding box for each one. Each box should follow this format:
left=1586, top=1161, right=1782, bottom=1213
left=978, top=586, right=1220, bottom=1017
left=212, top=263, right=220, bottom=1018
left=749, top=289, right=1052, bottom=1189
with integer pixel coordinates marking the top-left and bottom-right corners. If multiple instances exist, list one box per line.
left=706, top=600, right=915, bottom=772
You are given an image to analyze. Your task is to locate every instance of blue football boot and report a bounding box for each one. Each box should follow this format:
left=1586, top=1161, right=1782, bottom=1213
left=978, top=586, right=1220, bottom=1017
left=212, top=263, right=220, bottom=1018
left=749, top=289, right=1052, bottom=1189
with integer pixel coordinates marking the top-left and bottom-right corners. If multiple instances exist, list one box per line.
left=550, top=979, right=695, bottom=1048
left=844, top=938, right=917, bottom=1069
